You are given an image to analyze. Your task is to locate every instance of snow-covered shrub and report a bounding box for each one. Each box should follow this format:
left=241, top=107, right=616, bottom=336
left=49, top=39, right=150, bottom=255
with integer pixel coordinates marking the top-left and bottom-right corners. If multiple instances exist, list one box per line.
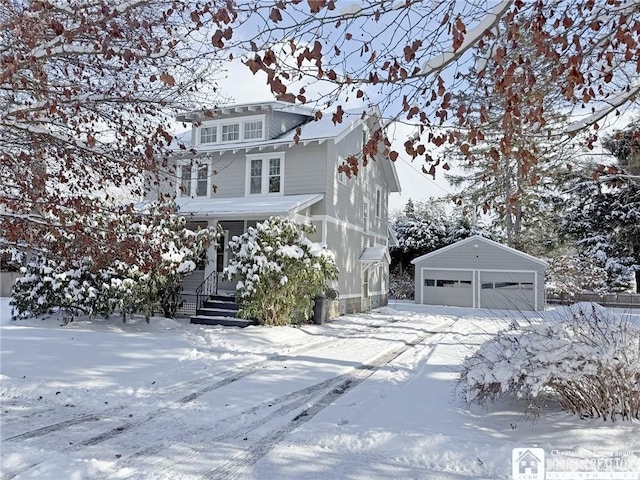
left=389, top=267, right=414, bottom=300
left=11, top=257, right=113, bottom=322
left=10, top=205, right=219, bottom=321
left=460, top=304, right=640, bottom=421
left=225, top=217, right=338, bottom=326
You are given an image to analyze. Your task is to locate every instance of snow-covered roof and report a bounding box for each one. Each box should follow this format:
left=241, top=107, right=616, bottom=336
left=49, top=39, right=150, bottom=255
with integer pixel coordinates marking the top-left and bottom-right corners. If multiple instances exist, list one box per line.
left=170, top=102, right=401, bottom=193
left=170, top=109, right=365, bottom=154
left=175, top=193, right=323, bottom=220
left=176, top=100, right=316, bottom=123
left=410, top=235, right=548, bottom=266
left=359, top=245, right=390, bottom=264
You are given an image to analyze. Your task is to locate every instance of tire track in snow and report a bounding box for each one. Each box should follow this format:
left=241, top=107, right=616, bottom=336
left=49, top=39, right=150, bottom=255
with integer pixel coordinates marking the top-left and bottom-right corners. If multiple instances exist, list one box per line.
left=0, top=335, right=342, bottom=446
left=201, top=321, right=457, bottom=480
left=0, top=316, right=411, bottom=480
left=97, top=319, right=456, bottom=480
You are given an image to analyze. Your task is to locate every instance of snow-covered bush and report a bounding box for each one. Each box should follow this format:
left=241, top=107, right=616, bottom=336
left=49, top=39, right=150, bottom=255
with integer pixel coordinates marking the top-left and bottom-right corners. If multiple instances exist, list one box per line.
left=10, top=205, right=219, bottom=321
left=389, top=267, right=414, bottom=300
left=225, top=217, right=338, bottom=326
left=460, top=304, right=640, bottom=421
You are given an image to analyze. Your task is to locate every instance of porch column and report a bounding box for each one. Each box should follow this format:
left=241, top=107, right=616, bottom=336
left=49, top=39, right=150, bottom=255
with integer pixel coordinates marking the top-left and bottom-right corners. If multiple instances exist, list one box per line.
left=204, top=219, right=218, bottom=280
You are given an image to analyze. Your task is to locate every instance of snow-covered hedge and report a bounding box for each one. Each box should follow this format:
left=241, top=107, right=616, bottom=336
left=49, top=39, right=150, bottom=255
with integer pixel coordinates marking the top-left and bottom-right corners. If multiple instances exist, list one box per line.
left=225, top=217, right=338, bottom=325
left=10, top=206, right=219, bottom=321
left=460, top=304, right=640, bottom=421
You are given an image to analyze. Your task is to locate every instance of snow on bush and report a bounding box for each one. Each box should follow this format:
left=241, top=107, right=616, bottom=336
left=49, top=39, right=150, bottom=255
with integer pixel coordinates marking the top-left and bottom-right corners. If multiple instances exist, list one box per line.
left=225, top=217, right=338, bottom=326
left=10, top=205, right=219, bottom=321
left=460, top=304, right=640, bottom=421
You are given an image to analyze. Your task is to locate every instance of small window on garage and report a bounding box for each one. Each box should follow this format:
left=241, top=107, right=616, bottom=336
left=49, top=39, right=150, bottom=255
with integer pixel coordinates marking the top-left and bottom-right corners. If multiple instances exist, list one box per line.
left=521, top=282, right=534, bottom=290
left=460, top=280, right=472, bottom=288
left=425, top=279, right=435, bottom=287
left=482, top=282, right=494, bottom=289
left=494, top=282, right=520, bottom=289
left=437, top=279, right=458, bottom=288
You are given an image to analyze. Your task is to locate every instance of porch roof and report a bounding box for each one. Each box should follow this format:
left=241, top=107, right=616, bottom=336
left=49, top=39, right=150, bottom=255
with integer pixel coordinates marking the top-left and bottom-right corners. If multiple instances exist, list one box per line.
left=176, top=193, right=324, bottom=220
left=359, top=245, right=390, bottom=264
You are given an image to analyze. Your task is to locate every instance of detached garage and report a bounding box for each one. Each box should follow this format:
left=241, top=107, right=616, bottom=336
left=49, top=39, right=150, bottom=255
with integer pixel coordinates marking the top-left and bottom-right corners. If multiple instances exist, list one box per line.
left=411, top=235, right=546, bottom=311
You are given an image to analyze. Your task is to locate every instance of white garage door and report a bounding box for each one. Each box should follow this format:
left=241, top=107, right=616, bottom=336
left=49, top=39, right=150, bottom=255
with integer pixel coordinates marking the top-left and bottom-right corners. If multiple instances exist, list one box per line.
left=478, top=271, right=536, bottom=311
left=421, top=270, right=474, bottom=308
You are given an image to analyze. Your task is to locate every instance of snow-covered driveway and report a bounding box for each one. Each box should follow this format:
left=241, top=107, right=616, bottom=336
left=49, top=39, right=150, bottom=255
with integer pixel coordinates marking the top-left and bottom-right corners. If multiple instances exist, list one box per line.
left=2, top=299, right=639, bottom=480
left=1, top=301, right=460, bottom=479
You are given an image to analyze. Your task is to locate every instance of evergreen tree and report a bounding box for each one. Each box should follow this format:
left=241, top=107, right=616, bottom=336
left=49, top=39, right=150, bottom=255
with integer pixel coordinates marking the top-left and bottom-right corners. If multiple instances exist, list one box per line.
left=390, top=198, right=449, bottom=272
left=563, top=174, right=640, bottom=292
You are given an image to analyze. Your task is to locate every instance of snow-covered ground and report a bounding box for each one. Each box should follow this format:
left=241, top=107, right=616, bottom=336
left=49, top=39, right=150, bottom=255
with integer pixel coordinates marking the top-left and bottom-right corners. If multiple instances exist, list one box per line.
left=1, top=298, right=639, bottom=480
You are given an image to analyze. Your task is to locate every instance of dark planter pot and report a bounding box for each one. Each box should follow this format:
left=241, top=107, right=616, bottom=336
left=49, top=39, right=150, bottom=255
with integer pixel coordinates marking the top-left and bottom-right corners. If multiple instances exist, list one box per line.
left=313, top=294, right=327, bottom=325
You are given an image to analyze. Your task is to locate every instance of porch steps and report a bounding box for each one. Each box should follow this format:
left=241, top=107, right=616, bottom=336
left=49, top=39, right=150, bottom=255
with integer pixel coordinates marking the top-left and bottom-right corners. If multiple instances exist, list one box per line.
left=190, top=295, right=257, bottom=328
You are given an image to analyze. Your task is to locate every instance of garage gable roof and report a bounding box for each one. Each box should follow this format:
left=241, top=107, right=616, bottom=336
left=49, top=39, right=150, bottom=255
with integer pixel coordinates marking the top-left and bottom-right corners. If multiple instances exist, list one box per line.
left=410, top=235, right=548, bottom=267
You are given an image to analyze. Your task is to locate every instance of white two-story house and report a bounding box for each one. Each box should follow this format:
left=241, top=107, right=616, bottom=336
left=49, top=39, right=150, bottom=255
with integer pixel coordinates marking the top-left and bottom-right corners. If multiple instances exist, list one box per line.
left=155, top=100, right=400, bottom=321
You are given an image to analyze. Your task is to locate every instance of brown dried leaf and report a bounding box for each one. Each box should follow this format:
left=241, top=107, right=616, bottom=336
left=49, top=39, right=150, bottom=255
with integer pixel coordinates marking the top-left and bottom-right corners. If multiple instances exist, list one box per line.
left=269, top=8, right=283, bottom=22
left=159, top=73, right=175, bottom=86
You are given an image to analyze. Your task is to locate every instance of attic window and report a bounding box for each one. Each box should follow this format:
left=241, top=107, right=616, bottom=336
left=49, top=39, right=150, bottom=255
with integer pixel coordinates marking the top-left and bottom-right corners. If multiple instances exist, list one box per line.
left=200, top=126, right=217, bottom=144
left=244, top=120, right=263, bottom=140
left=197, top=115, right=265, bottom=145
left=221, top=123, right=240, bottom=142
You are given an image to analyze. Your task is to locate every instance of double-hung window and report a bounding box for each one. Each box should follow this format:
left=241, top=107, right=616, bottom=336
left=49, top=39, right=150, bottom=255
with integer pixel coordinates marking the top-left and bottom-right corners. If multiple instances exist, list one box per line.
left=178, top=163, right=208, bottom=197
left=246, top=154, right=284, bottom=195
left=375, top=187, right=382, bottom=218
left=179, top=165, right=192, bottom=197
left=196, top=164, right=208, bottom=197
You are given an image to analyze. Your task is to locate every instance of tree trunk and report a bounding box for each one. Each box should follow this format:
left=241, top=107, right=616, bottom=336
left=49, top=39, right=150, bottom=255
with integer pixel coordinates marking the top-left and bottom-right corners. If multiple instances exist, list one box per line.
left=635, top=270, right=640, bottom=294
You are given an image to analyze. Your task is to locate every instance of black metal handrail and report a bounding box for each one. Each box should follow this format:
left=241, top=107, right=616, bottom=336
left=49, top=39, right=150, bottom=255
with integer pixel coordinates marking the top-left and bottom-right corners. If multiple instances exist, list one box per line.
left=195, top=271, right=219, bottom=310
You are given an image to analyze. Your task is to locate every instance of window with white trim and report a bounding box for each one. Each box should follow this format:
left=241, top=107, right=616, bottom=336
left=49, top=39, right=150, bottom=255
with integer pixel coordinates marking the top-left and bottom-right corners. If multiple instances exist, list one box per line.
left=244, top=120, right=263, bottom=140
left=179, top=165, right=191, bottom=197
left=196, top=164, right=208, bottom=197
left=200, top=126, right=217, bottom=144
left=197, top=115, right=265, bottom=145
left=268, top=157, right=281, bottom=193
left=375, top=187, right=382, bottom=218
left=246, top=153, right=284, bottom=196
left=221, top=123, right=239, bottom=142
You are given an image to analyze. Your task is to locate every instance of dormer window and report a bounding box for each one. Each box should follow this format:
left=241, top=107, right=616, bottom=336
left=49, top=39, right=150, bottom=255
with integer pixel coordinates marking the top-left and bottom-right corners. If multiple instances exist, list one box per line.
left=221, top=123, right=239, bottom=142
left=244, top=120, right=263, bottom=140
left=197, top=115, right=265, bottom=146
left=200, top=126, right=217, bottom=144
